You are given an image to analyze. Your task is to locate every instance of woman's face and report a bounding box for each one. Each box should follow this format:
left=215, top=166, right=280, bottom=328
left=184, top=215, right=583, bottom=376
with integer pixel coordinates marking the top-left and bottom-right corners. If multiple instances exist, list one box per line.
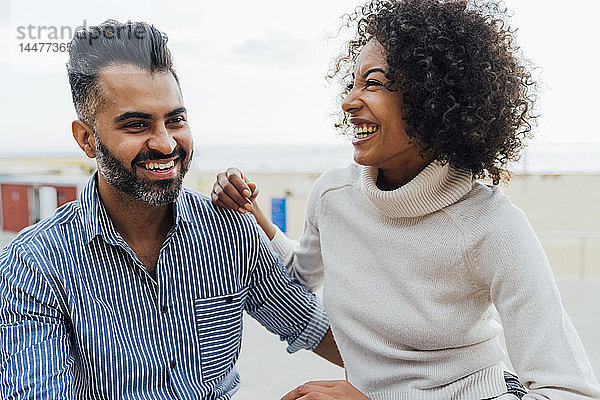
left=342, top=39, right=422, bottom=171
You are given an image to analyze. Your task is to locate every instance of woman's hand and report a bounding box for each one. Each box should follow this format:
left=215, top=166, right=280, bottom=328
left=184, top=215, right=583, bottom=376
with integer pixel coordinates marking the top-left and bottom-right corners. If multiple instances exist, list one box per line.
left=211, top=167, right=277, bottom=240
left=211, top=167, right=258, bottom=214
left=281, top=380, right=370, bottom=400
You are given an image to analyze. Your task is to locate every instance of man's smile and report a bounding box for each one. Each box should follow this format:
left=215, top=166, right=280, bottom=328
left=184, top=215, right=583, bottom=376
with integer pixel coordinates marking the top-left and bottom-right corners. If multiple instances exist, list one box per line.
left=138, top=157, right=178, bottom=172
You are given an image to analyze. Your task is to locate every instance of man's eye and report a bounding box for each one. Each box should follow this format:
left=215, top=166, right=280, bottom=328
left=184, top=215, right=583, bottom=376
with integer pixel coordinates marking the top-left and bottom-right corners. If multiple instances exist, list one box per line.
left=346, top=82, right=354, bottom=91
left=123, top=122, right=147, bottom=129
left=168, top=116, right=185, bottom=124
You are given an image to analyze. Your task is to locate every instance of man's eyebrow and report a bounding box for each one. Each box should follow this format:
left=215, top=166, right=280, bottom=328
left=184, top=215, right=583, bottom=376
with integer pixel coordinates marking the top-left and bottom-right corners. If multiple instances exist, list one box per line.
left=114, top=112, right=153, bottom=124
left=165, top=107, right=186, bottom=118
left=362, top=68, right=386, bottom=78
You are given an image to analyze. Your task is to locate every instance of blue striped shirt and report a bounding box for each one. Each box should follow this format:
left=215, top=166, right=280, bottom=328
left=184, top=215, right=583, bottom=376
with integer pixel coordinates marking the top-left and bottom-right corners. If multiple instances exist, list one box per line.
left=0, top=173, right=329, bottom=399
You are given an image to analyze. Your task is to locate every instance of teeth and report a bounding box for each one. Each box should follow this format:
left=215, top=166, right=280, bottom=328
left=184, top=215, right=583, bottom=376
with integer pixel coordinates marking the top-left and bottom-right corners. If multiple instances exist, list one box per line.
left=353, top=123, right=378, bottom=138
left=144, top=160, right=175, bottom=171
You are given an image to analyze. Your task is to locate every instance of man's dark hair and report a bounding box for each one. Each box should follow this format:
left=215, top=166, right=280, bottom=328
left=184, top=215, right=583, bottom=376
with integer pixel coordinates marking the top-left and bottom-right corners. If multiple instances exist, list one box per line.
left=67, top=19, right=178, bottom=125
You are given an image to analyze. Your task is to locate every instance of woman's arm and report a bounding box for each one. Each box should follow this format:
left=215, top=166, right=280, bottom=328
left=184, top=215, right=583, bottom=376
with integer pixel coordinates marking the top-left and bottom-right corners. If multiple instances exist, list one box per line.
left=470, top=205, right=600, bottom=399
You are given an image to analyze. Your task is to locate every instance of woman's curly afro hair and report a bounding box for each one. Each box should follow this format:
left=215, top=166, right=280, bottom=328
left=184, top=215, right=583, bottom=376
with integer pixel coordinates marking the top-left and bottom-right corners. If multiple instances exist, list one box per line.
left=332, top=0, right=537, bottom=184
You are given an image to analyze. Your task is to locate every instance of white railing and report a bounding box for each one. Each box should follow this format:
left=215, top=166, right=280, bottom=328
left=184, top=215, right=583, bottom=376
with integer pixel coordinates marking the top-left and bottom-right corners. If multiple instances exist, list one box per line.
left=537, top=231, right=600, bottom=279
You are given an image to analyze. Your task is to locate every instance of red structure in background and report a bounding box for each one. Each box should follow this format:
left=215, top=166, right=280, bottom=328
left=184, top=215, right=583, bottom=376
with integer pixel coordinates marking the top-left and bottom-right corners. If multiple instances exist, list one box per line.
left=0, top=184, right=29, bottom=234
left=0, top=177, right=84, bottom=233
left=56, top=186, right=78, bottom=207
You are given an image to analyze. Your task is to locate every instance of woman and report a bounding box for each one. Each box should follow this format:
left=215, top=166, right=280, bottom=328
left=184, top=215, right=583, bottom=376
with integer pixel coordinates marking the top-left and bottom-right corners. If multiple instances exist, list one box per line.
left=212, top=0, right=600, bottom=398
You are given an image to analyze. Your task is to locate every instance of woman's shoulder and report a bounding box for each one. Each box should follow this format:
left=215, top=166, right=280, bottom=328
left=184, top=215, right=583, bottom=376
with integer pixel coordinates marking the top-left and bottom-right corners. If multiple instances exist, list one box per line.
left=301, top=163, right=361, bottom=213
left=312, top=163, right=361, bottom=195
left=446, top=181, right=529, bottom=237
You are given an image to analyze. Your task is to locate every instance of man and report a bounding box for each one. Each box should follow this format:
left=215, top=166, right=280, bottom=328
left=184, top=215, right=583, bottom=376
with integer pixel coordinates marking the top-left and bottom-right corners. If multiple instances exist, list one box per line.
left=0, top=20, right=341, bottom=399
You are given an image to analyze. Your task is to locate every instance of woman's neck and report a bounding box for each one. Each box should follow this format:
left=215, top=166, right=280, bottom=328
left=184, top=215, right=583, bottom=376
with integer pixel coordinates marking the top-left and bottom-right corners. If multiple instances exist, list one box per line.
left=376, top=156, right=433, bottom=191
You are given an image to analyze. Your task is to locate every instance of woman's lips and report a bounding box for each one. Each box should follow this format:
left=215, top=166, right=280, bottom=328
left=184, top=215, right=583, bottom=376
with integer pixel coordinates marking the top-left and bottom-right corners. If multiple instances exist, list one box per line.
left=352, top=122, right=380, bottom=144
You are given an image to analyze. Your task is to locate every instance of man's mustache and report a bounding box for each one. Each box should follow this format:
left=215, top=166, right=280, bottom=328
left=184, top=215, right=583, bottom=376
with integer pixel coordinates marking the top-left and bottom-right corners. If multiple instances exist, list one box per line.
left=131, top=147, right=186, bottom=167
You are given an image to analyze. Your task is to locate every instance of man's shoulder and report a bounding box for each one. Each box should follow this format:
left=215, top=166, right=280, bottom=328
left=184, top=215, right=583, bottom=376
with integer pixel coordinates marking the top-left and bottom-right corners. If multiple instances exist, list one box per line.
left=7, top=201, right=80, bottom=249
left=180, top=188, right=239, bottom=219
left=1, top=200, right=81, bottom=267
left=179, top=187, right=212, bottom=208
left=179, top=188, right=259, bottom=232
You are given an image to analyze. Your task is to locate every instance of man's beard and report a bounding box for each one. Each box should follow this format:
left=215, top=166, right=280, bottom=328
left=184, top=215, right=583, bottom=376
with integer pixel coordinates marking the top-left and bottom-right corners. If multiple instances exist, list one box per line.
left=94, top=134, right=192, bottom=206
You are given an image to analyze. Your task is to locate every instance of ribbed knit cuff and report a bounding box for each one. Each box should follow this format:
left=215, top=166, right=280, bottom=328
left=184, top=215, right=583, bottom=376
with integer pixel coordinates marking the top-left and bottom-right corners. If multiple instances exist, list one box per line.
left=270, top=227, right=297, bottom=269
left=286, top=296, right=330, bottom=353
left=367, top=364, right=508, bottom=400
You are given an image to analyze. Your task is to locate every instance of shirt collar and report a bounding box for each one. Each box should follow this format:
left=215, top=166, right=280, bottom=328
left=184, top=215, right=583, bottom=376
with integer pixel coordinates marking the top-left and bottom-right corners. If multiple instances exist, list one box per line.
left=80, top=172, right=193, bottom=245
left=173, top=187, right=193, bottom=226
left=79, top=173, right=121, bottom=245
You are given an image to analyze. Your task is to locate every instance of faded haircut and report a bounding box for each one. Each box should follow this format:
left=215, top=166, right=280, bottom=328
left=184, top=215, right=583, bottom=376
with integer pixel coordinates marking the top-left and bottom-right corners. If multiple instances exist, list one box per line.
left=66, top=19, right=178, bottom=125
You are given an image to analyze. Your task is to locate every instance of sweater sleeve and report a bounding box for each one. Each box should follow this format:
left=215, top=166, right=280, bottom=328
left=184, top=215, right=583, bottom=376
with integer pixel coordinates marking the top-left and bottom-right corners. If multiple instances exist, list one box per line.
left=470, top=205, right=600, bottom=399
left=269, top=182, right=324, bottom=293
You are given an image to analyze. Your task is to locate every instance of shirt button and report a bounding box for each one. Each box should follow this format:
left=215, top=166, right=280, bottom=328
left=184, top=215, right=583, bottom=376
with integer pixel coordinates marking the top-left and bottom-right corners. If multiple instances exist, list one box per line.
left=160, top=305, right=168, bottom=314
left=170, top=360, right=177, bottom=369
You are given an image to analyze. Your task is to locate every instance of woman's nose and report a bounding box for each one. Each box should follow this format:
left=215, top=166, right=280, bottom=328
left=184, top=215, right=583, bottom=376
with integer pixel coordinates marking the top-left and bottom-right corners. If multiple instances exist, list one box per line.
left=342, top=86, right=361, bottom=114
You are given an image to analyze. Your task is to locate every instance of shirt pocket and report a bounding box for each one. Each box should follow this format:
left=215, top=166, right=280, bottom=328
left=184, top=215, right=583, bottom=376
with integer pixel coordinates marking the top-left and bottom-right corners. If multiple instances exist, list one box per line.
left=194, top=287, right=248, bottom=382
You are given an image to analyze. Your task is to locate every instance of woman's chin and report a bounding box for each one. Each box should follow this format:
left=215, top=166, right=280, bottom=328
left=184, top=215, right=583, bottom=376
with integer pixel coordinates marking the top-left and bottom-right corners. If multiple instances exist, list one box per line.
left=353, top=150, right=375, bottom=167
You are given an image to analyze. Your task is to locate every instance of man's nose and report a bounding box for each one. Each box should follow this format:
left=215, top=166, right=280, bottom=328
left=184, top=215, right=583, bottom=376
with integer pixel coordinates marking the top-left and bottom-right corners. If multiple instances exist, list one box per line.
left=147, top=124, right=176, bottom=155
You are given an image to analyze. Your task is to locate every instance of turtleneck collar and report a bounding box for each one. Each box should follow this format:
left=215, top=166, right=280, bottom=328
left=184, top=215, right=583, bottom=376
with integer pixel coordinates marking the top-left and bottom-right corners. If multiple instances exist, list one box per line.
left=360, top=161, right=473, bottom=218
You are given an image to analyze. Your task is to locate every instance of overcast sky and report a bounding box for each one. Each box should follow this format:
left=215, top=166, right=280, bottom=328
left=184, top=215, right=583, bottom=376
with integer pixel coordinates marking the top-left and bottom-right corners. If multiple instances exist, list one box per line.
left=1, top=0, right=599, bottom=155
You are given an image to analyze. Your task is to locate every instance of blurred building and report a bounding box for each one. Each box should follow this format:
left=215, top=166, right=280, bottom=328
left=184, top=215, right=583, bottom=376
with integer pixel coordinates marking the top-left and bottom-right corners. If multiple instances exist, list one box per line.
left=0, top=175, right=88, bottom=232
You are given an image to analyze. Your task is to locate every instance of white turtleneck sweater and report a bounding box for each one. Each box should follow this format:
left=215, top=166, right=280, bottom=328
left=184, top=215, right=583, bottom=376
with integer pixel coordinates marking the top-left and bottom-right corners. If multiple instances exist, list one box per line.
left=270, top=161, right=600, bottom=400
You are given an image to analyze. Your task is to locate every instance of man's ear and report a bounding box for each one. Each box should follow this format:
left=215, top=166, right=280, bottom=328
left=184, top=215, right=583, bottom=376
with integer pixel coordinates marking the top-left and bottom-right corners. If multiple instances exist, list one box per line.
left=72, top=120, right=96, bottom=158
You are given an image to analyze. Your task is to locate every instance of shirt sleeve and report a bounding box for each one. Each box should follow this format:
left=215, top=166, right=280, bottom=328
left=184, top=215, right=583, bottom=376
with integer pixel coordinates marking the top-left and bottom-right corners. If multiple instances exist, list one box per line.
left=0, top=244, right=74, bottom=399
left=470, top=206, right=600, bottom=399
left=244, top=227, right=329, bottom=354
left=269, top=182, right=325, bottom=293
